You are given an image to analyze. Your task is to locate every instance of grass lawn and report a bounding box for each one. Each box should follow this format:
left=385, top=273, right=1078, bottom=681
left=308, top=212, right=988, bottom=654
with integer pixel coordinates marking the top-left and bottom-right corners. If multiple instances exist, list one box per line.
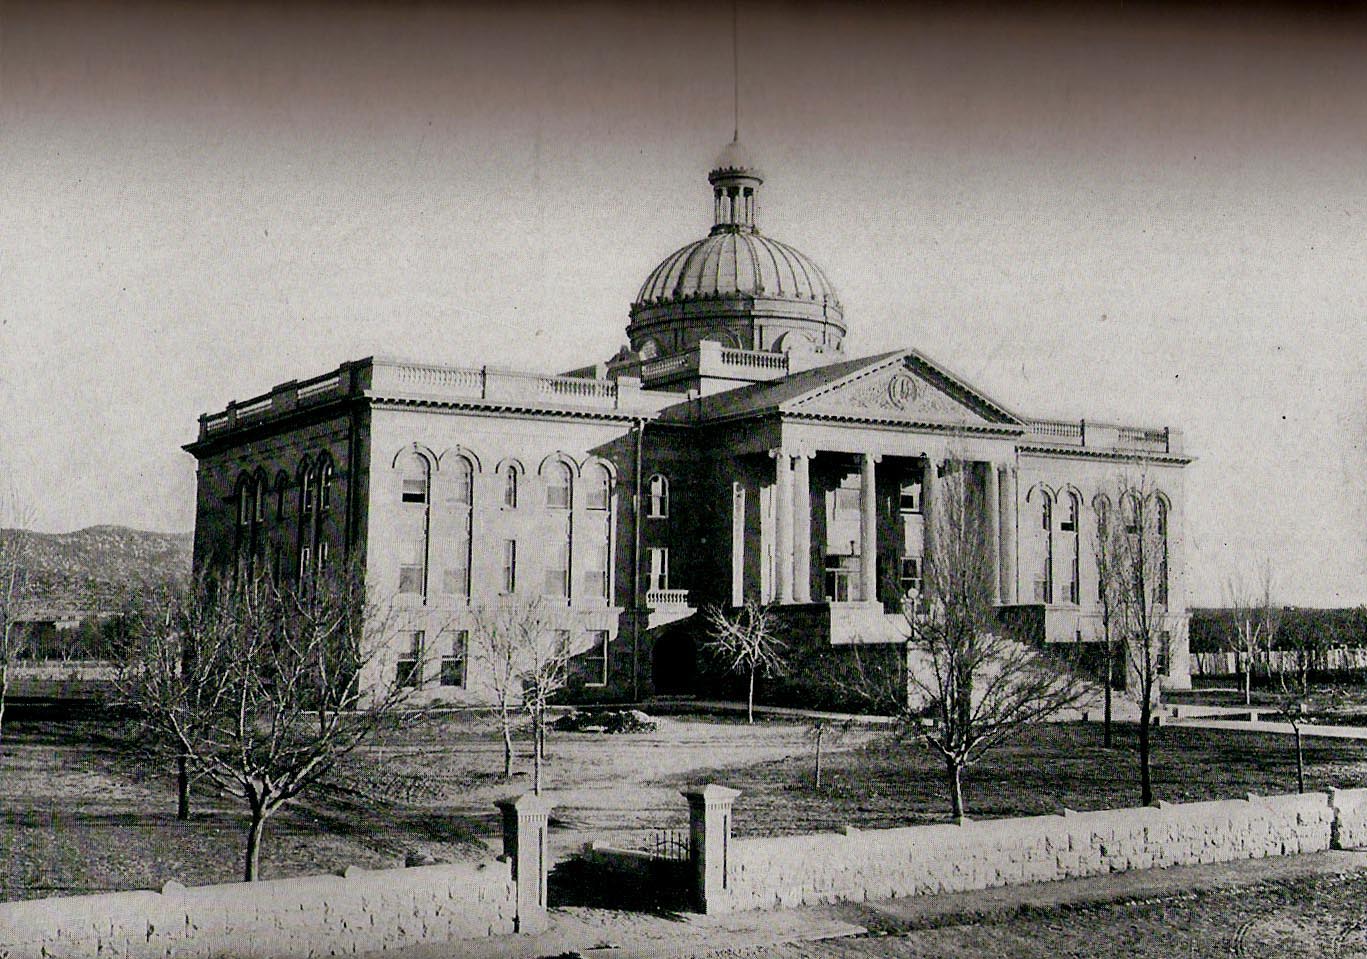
left=4, top=710, right=1367, bottom=902
left=670, top=721, right=1367, bottom=836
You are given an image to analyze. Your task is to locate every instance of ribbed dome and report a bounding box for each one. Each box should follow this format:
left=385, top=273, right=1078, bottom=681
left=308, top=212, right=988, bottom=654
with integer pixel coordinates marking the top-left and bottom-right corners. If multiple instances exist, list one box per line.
left=624, top=140, right=848, bottom=361
left=635, top=231, right=841, bottom=307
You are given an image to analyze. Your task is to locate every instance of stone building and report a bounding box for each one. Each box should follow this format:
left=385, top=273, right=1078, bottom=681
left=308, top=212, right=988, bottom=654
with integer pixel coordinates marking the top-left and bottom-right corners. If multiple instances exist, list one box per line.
left=186, top=140, right=1192, bottom=704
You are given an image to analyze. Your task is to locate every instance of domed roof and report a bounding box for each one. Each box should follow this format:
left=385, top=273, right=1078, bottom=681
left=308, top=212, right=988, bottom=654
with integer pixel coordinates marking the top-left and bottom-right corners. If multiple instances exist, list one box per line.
left=635, top=231, right=841, bottom=307
left=711, top=137, right=761, bottom=178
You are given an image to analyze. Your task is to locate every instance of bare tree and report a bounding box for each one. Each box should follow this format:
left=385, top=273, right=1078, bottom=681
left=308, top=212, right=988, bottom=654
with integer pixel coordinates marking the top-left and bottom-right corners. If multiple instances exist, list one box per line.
left=469, top=597, right=571, bottom=793
left=1226, top=561, right=1277, bottom=706
left=847, top=458, right=1087, bottom=819
left=1104, top=472, right=1174, bottom=807
left=0, top=493, right=36, bottom=746
left=703, top=599, right=786, bottom=723
left=116, top=565, right=423, bottom=880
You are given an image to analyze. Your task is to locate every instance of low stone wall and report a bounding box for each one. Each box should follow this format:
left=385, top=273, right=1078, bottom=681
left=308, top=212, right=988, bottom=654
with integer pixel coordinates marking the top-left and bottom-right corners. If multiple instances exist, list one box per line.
left=0, top=861, right=515, bottom=959
left=1330, top=787, right=1367, bottom=849
left=0, top=795, right=555, bottom=959
left=708, top=791, right=1340, bottom=913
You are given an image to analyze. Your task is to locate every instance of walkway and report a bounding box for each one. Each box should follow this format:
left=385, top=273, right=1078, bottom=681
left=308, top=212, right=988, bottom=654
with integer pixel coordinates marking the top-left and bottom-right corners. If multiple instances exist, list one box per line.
left=1169, top=716, right=1367, bottom=739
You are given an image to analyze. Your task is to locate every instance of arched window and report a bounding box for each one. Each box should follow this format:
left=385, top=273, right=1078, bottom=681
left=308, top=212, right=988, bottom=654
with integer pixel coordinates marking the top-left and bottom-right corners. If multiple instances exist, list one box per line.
left=274, top=471, right=289, bottom=523
left=318, top=458, right=334, bottom=513
left=446, top=456, right=474, bottom=599
left=546, top=461, right=572, bottom=509
left=236, top=474, right=253, bottom=528
left=647, top=474, right=669, bottom=519
left=1064, top=491, right=1080, bottom=604
left=397, top=451, right=431, bottom=597
left=586, top=464, right=612, bottom=511
left=503, top=465, right=519, bottom=509
left=1156, top=497, right=1170, bottom=606
left=300, top=459, right=316, bottom=517
left=1038, top=491, right=1054, bottom=603
left=253, top=470, right=268, bottom=524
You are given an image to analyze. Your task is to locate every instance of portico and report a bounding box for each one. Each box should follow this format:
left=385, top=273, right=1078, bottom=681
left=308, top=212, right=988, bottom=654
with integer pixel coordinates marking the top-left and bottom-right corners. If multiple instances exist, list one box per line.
left=750, top=437, right=1021, bottom=626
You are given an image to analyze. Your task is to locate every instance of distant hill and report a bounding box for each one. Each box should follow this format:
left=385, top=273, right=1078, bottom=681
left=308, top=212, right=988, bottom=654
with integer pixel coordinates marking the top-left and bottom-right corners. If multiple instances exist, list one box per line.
left=0, top=525, right=192, bottom=613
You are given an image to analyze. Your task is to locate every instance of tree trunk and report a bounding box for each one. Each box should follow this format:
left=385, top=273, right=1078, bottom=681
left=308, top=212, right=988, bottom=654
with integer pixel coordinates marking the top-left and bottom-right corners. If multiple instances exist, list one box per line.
left=0, top=660, right=8, bottom=747
left=244, top=805, right=267, bottom=882
left=177, top=754, right=190, bottom=821
left=1103, top=669, right=1113, bottom=749
left=501, top=707, right=514, bottom=779
left=1295, top=725, right=1305, bottom=794
left=1138, top=702, right=1153, bottom=806
left=946, top=757, right=965, bottom=819
left=747, top=670, right=755, bottom=724
left=1244, top=654, right=1252, bottom=706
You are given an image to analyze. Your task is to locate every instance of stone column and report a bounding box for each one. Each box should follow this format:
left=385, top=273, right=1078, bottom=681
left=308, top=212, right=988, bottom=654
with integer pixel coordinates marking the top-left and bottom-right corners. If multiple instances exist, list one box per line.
left=495, top=794, right=554, bottom=933
left=986, top=462, right=1001, bottom=605
left=923, top=455, right=939, bottom=579
left=682, top=784, right=741, bottom=914
left=859, top=452, right=878, bottom=604
left=772, top=450, right=794, bottom=604
left=1000, top=466, right=1018, bottom=604
left=792, top=451, right=812, bottom=603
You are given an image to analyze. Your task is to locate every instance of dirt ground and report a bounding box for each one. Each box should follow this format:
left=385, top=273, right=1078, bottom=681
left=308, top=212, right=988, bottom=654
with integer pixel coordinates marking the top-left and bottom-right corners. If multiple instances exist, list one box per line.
left=5, top=709, right=1367, bottom=903
left=0, top=711, right=868, bottom=899
left=702, top=871, right=1367, bottom=958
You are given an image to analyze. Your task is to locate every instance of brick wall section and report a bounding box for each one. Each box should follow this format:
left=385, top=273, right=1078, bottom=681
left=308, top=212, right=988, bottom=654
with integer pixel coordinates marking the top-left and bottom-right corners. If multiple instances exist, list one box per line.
left=708, top=791, right=1340, bottom=913
left=0, top=859, right=516, bottom=959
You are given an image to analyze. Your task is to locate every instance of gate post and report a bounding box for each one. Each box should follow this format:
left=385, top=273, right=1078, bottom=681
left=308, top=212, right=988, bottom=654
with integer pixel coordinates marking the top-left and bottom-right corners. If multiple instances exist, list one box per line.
left=496, top=794, right=554, bottom=933
left=682, top=784, right=740, bottom=914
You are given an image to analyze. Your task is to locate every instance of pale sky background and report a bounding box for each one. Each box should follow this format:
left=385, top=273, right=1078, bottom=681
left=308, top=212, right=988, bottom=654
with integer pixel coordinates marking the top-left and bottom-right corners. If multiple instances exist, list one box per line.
left=1, top=1, right=1364, bottom=607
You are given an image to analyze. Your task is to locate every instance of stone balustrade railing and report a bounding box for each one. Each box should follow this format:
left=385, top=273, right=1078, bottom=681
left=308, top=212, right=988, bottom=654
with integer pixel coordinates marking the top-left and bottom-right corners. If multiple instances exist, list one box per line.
left=646, top=588, right=691, bottom=607
left=198, top=359, right=648, bottom=441
left=1025, top=419, right=1179, bottom=455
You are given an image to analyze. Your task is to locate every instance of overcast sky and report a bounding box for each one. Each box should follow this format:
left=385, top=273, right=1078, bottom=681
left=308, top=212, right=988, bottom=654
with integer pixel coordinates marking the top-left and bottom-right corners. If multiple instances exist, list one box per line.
left=2, top=1, right=1364, bottom=606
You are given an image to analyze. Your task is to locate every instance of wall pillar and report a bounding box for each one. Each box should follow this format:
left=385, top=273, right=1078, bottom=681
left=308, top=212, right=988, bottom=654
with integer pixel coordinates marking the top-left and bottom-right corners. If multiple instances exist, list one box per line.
left=730, top=481, right=746, bottom=607
left=682, top=784, right=741, bottom=914
left=495, top=794, right=554, bottom=933
left=986, top=462, right=1001, bottom=605
left=792, top=451, right=812, bottom=603
left=922, top=455, right=939, bottom=583
left=859, top=452, right=878, bottom=604
left=772, top=449, right=794, bottom=604
left=1000, top=465, right=1018, bottom=604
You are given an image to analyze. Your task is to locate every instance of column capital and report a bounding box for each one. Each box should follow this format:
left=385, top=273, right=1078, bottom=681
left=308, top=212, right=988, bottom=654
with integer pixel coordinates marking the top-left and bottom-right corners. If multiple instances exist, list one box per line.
left=767, top=447, right=791, bottom=461
left=860, top=451, right=882, bottom=464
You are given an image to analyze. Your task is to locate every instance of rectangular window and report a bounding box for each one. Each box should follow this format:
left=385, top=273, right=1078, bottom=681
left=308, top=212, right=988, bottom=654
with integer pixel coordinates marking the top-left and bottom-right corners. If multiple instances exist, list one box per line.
left=647, top=475, right=669, bottom=518
left=899, top=480, right=922, bottom=513
left=317, top=540, right=328, bottom=572
left=545, top=541, right=571, bottom=598
left=504, top=470, right=518, bottom=508
left=299, top=546, right=311, bottom=579
left=585, top=630, right=609, bottom=686
left=825, top=554, right=858, bottom=603
left=396, top=631, right=424, bottom=688
left=899, top=556, right=922, bottom=595
left=647, top=547, right=669, bottom=592
left=1157, top=631, right=1171, bottom=676
left=444, top=563, right=470, bottom=598
left=502, top=539, right=517, bottom=594
left=440, top=629, right=468, bottom=688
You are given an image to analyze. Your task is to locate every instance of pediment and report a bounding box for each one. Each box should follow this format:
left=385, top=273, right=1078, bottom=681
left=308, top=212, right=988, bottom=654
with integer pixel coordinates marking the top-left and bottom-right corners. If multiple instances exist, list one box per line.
left=788, top=354, right=1017, bottom=426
